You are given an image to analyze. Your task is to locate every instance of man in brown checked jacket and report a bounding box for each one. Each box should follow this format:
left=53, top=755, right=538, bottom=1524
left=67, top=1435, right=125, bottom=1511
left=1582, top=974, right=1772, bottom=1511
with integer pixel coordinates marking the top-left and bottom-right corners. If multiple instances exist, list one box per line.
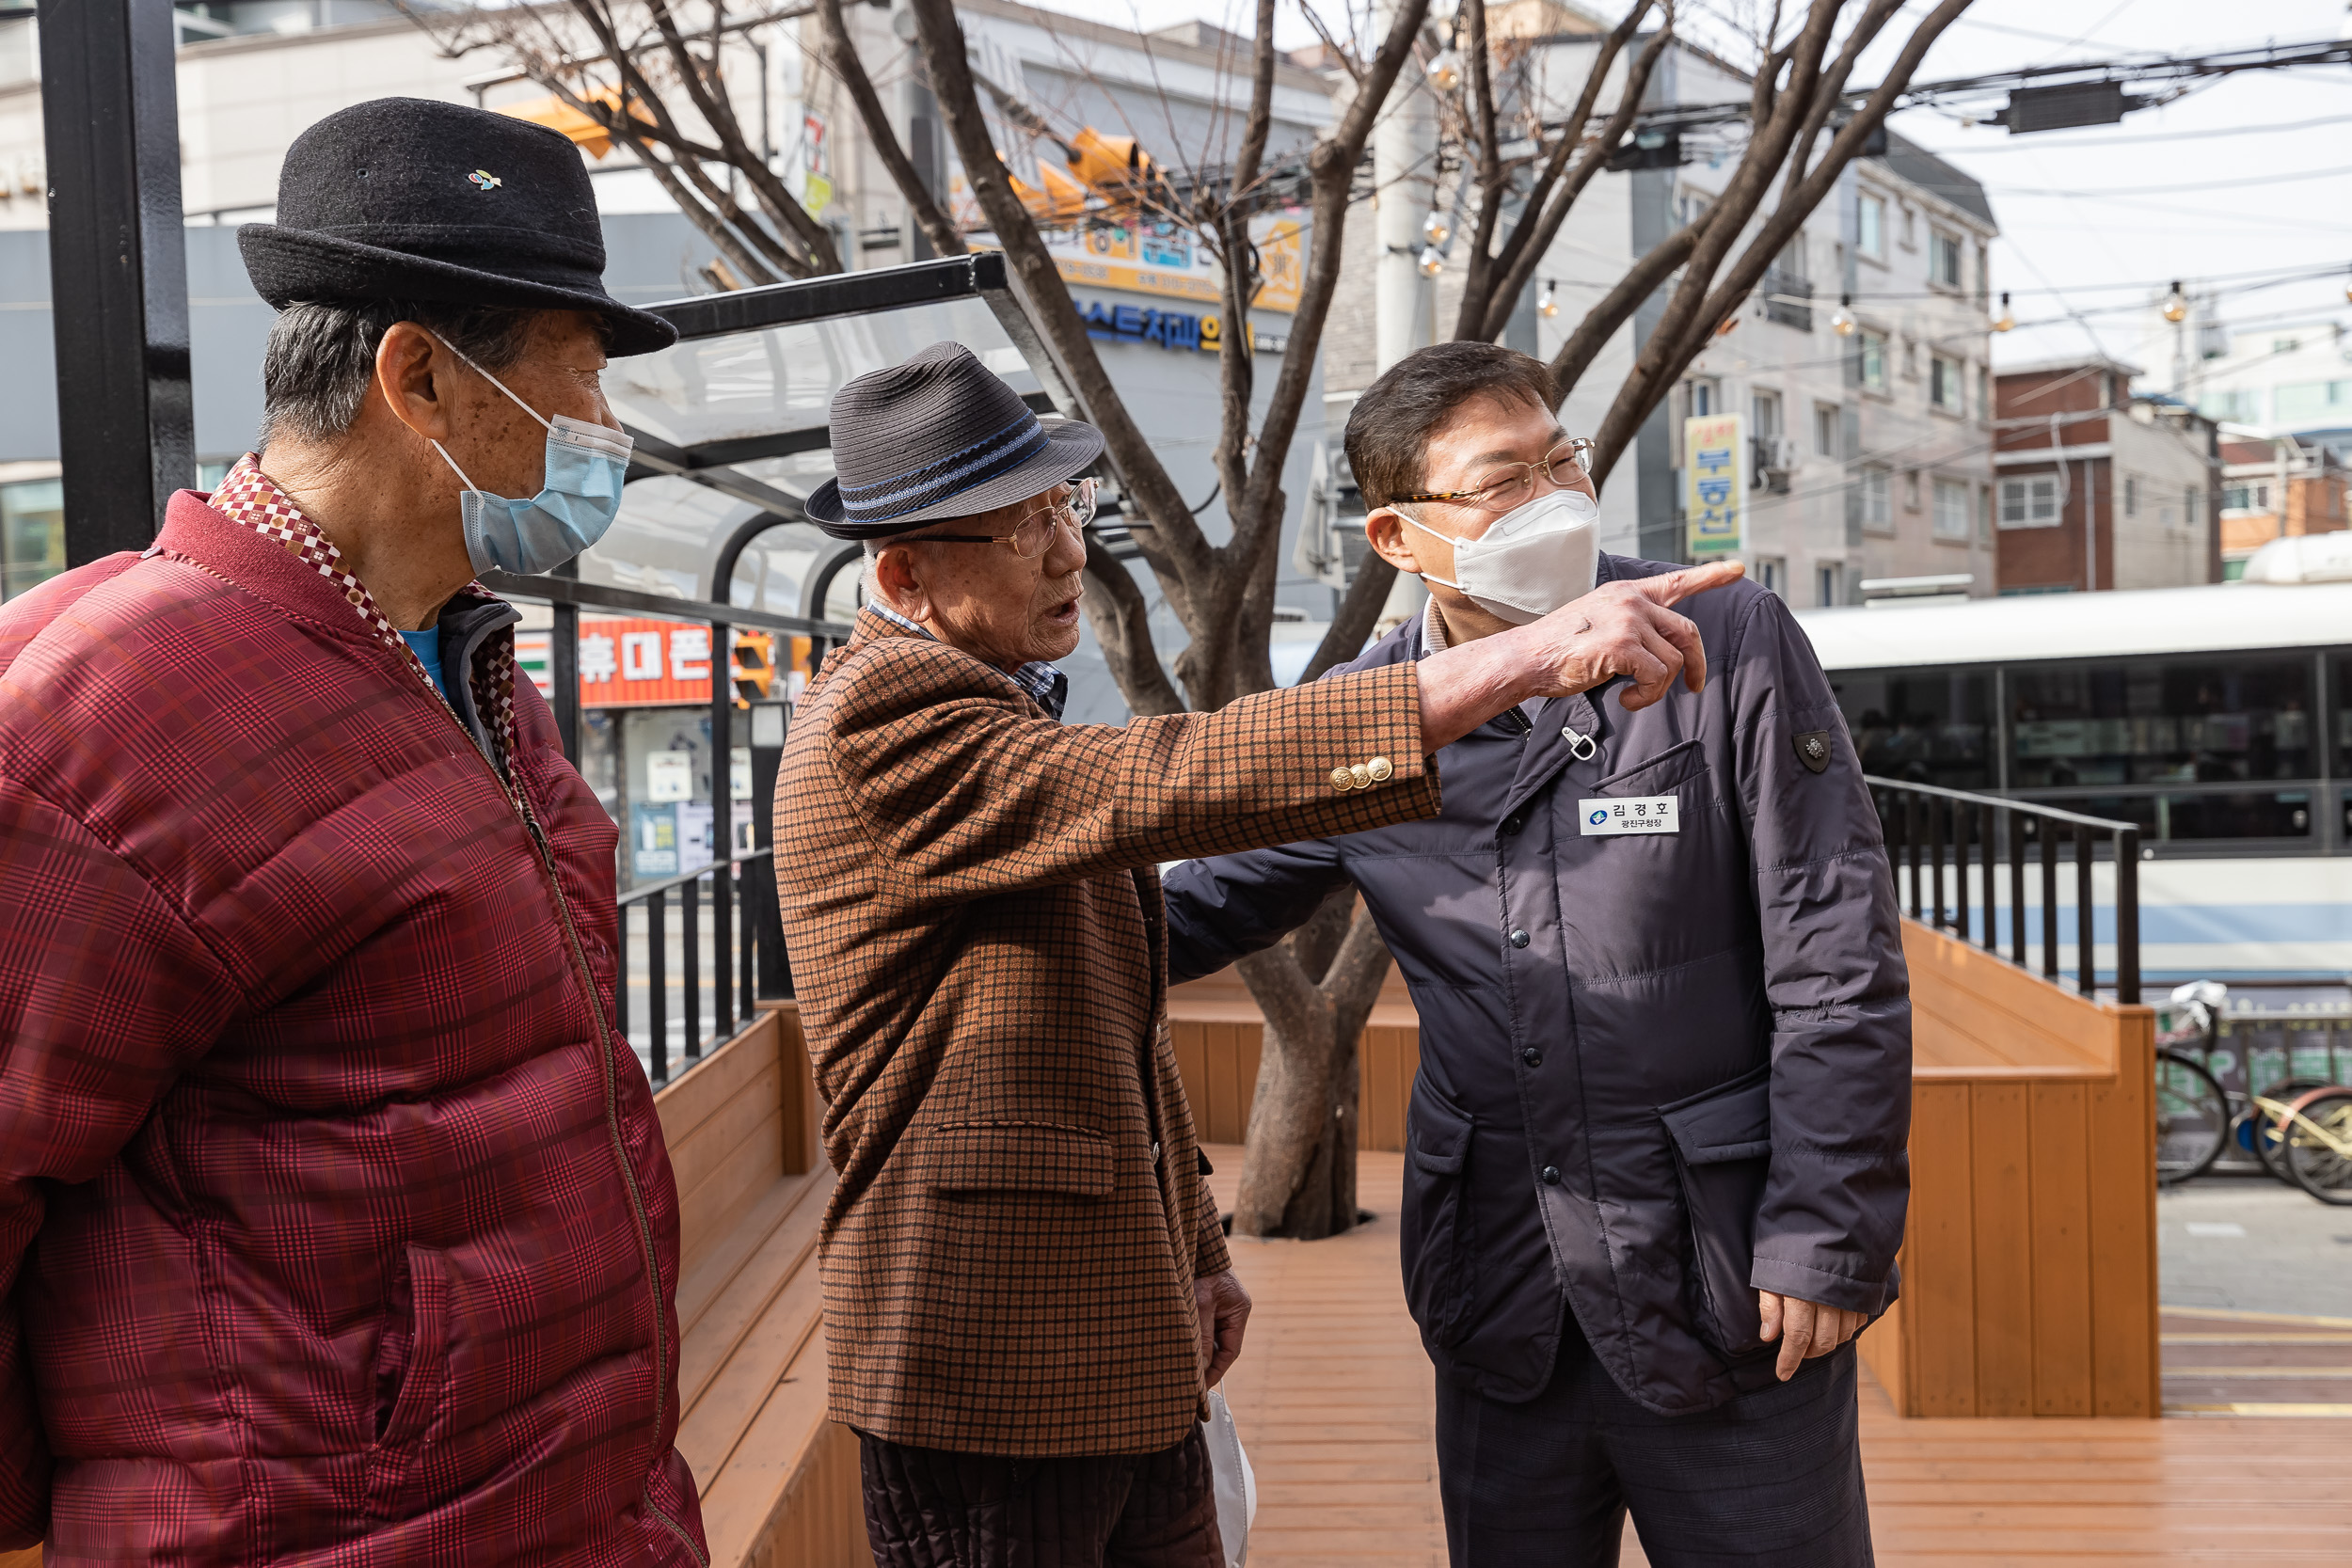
left=775, top=343, right=1740, bottom=1567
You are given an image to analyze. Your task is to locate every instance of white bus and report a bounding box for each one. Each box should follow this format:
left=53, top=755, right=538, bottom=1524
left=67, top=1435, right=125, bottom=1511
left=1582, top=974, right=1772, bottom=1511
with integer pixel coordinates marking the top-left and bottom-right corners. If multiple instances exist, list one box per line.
left=1795, top=575, right=2352, bottom=981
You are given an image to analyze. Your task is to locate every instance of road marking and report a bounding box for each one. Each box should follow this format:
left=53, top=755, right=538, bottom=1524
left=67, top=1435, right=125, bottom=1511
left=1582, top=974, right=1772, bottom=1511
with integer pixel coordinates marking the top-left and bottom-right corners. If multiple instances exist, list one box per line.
left=2161, top=1305, right=2352, bottom=1328
left=2163, top=1334, right=2352, bottom=1345
left=2183, top=1221, right=2247, bottom=1237
left=2166, top=1367, right=2352, bottom=1378
left=2164, top=1402, right=2352, bottom=1417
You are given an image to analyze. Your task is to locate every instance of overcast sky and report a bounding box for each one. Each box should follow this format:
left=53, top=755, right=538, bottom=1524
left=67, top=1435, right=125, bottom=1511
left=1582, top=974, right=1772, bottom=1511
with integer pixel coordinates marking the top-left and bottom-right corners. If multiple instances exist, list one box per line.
left=1016, top=0, right=2352, bottom=380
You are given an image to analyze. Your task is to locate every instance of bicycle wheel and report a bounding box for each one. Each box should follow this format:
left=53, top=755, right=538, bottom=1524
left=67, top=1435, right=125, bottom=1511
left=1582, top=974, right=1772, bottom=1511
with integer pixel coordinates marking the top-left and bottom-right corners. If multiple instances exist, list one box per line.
left=2280, top=1090, right=2352, bottom=1207
left=2155, top=1052, right=2230, bottom=1186
left=2249, top=1078, right=2329, bottom=1181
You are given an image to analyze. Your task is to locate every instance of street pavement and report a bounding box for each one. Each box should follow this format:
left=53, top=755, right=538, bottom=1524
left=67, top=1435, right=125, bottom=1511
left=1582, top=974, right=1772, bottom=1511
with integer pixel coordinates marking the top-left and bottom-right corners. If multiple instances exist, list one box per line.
left=2158, top=1170, right=2352, bottom=1320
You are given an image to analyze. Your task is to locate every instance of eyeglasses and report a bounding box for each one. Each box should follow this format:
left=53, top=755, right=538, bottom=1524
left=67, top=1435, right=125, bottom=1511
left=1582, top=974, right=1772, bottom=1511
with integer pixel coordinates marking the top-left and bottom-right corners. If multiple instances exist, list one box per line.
left=1392, top=437, right=1595, bottom=514
left=915, top=478, right=1098, bottom=560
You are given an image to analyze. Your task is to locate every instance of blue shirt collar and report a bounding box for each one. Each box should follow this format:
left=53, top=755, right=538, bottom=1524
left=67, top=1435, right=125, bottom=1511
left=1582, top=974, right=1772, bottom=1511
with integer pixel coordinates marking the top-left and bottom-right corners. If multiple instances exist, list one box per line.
left=870, top=601, right=1069, bottom=721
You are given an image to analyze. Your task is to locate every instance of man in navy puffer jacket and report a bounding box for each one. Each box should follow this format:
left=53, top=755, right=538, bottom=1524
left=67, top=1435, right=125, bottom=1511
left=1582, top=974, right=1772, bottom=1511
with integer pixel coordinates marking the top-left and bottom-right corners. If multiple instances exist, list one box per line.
left=1164, top=342, right=1911, bottom=1568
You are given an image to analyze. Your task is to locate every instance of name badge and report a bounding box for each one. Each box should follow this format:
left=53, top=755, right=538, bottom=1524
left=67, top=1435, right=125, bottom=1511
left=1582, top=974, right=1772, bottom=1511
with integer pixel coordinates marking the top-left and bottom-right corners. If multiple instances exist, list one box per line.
left=1579, top=796, right=1679, bottom=836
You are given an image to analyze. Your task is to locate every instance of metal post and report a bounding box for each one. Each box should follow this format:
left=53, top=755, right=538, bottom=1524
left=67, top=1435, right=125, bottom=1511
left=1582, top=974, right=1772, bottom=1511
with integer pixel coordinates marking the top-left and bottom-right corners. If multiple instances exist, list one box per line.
left=1952, top=801, right=1970, bottom=943
left=751, top=701, right=790, bottom=1000
left=1905, top=792, right=1922, bottom=919
left=2114, top=828, right=2141, bottom=1005
left=2074, top=824, right=2096, bottom=996
left=549, top=561, right=582, bottom=764
left=1930, top=798, right=1947, bottom=928
left=682, top=872, right=701, bottom=1063
left=648, top=890, right=669, bottom=1085
left=2009, top=807, right=2027, bottom=968
left=40, top=0, right=194, bottom=560
left=2041, top=818, right=2059, bottom=980
left=1979, top=803, right=1998, bottom=955
left=708, top=616, right=733, bottom=1037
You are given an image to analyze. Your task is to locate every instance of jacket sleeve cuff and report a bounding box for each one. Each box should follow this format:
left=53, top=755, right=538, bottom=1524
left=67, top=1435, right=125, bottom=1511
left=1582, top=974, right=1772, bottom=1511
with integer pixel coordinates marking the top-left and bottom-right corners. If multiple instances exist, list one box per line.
left=1750, top=1255, right=1894, bottom=1315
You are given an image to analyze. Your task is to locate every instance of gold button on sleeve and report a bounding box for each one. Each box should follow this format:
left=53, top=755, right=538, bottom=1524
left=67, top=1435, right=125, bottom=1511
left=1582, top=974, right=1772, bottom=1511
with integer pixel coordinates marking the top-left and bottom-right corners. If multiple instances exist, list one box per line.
left=1366, top=755, right=1393, bottom=783
left=1330, top=767, right=1357, bottom=791
left=1350, top=763, right=1373, bottom=789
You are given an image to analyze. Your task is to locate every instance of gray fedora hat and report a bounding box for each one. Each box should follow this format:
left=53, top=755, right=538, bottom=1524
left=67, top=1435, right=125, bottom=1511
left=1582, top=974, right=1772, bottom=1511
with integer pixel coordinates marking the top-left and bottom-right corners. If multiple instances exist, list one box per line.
left=807, top=342, right=1104, bottom=539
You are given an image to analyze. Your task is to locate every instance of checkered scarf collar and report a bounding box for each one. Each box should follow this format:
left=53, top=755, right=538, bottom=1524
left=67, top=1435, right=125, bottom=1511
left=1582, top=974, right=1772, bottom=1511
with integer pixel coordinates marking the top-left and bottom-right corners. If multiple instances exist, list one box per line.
left=865, top=600, right=1069, bottom=721
left=207, top=454, right=518, bottom=766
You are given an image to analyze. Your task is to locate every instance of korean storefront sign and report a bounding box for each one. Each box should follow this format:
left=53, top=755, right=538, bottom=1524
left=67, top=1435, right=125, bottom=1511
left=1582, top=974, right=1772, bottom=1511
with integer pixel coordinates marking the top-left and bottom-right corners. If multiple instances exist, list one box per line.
left=515, top=618, right=811, bottom=709
left=1683, top=413, right=1746, bottom=561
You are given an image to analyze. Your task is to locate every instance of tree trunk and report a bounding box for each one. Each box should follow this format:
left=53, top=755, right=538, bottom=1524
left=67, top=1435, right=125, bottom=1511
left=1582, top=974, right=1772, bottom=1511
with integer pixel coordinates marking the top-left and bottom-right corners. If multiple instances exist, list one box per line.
left=1231, top=894, right=1394, bottom=1239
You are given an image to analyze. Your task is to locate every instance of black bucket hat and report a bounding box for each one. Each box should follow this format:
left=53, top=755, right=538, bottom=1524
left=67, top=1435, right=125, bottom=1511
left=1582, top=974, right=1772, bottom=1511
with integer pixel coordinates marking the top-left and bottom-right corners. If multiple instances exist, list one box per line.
left=239, top=97, right=677, bottom=357
left=807, top=342, right=1104, bottom=539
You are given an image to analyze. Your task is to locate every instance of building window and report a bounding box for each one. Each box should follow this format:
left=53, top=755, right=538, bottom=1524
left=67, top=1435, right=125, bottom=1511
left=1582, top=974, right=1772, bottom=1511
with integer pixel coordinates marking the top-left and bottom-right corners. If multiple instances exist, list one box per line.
left=1900, top=205, right=1915, bottom=248
left=1751, top=388, right=1782, bottom=439
left=2124, top=475, right=2138, bottom=516
left=1818, top=565, right=1839, bottom=607
left=1999, top=476, right=2061, bottom=527
left=1977, top=365, right=1992, bottom=420
left=2276, top=379, right=2352, bottom=423
left=1931, top=230, right=1963, bottom=289
left=1979, top=483, right=1994, bottom=541
left=1859, top=330, right=1887, bottom=390
left=1687, top=378, right=1715, bottom=418
left=1814, top=402, right=1840, bottom=458
left=1756, top=557, right=1787, bottom=596
left=1861, top=467, right=1893, bottom=533
left=2222, top=483, right=2270, bottom=512
left=1901, top=338, right=1918, bottom=380
left=1904, top=469, right=1921, bottom=511
left=1931, top=355, right=1964, bottom=413
left=1932, top=478, right=1972, bottom=540
left=2185, top=487, right=2201, bottom=529
left=1857, top=193, right=1884, bottom=259
left=1973, top=243, right=1989, bottom=307
left=1, top=478, right=66, bottom=603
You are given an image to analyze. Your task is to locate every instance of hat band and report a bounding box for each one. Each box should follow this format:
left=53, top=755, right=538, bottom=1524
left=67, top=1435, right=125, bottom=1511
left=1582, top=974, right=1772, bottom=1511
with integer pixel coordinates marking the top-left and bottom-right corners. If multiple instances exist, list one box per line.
left=838, top=411, right=1051, bottom=523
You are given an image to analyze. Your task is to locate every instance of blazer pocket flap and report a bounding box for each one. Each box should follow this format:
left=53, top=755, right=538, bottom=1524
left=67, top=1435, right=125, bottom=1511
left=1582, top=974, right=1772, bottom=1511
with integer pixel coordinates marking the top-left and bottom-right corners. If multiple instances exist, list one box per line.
left=1659, top=1065, right=1772, bottom=1165
left=924, top=1121, right=1115, bottom=1197
left=1408, top=1085, right=1472, bottom=1176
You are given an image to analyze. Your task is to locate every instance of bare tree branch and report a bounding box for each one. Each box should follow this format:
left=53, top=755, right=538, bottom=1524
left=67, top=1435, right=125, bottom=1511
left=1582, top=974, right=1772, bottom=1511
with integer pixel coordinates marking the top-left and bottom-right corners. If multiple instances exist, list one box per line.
left=814, top=0, right=966, bottom=260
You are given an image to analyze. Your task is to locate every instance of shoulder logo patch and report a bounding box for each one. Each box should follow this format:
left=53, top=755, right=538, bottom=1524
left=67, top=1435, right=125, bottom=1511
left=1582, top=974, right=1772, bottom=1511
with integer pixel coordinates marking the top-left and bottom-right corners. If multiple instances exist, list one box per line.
left=1795, top=730, right=1835, bottom=773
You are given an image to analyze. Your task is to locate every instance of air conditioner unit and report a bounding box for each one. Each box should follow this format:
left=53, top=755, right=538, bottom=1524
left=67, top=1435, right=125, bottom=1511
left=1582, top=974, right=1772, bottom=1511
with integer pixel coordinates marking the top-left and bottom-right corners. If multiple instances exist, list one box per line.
left=1295, top=441, right=1369, bottom=590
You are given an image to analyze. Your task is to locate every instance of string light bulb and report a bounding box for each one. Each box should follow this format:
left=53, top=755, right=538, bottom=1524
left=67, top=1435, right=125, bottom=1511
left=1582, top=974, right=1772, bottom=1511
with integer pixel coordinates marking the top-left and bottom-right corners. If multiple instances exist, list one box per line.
left=2161, top=281, right=2188, bottom=324
left=1417, top=245, right=1444, bottom=278
left=1830, top=293, right=1855, bottom=337
left=1994, top=291, right=2014, bottom=333
left=1426, top=49, right=1463, bottom=93
left=1422, top=211, right=1451, bottom=246
left=1538, top=280, right=1559, bottom=320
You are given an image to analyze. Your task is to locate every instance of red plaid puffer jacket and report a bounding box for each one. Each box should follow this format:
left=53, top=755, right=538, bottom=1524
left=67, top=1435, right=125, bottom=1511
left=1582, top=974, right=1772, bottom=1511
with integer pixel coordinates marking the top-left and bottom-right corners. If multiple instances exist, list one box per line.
left=0, top=493, right=707, bottom=1564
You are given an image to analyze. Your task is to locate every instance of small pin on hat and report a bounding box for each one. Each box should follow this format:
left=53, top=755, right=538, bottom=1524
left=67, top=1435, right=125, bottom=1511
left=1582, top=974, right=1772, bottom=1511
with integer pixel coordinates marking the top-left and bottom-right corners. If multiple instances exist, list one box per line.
left=468, top=168, right=502, bottom=190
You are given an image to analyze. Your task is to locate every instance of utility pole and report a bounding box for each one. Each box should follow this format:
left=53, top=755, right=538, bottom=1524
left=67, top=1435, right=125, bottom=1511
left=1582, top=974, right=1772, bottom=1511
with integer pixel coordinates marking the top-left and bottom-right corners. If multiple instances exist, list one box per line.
left=1374, top=0, right=1437, bottom=375
left=40, top=0, right=194, bottom=562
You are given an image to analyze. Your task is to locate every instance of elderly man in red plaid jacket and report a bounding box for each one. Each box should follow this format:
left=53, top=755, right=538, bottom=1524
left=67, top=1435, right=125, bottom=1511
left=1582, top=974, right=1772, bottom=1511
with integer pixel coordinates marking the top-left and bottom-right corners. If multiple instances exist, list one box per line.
left=777, top=343, right=1740, bottom=1568
left=0, top=102, right=707, bottom=1562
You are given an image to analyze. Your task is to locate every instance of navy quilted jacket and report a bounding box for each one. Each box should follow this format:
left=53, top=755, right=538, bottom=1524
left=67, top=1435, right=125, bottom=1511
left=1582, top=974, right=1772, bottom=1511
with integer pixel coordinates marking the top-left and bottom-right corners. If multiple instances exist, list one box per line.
left=1164, top=557, right=1912, bottom=1415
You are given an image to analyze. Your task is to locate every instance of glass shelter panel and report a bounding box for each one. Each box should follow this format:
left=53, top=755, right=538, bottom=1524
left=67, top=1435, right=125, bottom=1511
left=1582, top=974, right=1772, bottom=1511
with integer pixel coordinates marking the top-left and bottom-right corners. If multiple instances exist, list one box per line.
left=1831, top=670, right=1993, bottom=789
left=2009, top=657, right=2314, bottom=788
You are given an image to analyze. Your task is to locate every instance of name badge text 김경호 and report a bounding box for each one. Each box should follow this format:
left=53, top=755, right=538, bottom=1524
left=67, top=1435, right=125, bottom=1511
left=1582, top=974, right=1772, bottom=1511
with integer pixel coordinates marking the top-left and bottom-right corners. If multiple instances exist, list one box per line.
left=1579, top=796, right=1680, bottom=836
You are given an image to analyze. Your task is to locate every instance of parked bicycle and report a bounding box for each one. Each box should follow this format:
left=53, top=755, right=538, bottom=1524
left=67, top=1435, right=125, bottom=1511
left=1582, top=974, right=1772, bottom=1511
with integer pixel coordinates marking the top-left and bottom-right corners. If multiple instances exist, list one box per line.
left=2155, top=980, right=2352, bottom=1205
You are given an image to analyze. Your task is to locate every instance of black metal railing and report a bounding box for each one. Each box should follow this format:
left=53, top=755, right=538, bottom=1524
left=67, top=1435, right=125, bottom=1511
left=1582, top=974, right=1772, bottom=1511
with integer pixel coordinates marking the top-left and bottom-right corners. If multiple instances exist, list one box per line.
left=617, top=847, right=778, bottom=1087
left=1867, top=776, right=2142, bottom=1005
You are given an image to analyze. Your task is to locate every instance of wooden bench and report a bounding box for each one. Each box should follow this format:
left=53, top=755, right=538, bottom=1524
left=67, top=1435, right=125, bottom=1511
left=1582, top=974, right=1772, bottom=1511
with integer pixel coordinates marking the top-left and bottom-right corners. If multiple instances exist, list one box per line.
left=658, top=1002, right=872, bottom=1567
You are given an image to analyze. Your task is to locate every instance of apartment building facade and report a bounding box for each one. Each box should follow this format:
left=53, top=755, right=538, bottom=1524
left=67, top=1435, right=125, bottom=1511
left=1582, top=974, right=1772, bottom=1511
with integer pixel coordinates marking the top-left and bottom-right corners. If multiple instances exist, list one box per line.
left=1994, top=357, right=2222, bottom=594
left=2218, top=432, right=2350, bottom=578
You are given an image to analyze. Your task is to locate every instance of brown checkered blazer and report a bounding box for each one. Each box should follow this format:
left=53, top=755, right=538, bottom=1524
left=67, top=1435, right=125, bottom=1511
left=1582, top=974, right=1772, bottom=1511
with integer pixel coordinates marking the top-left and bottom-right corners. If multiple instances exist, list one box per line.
left=776, top=608, right=1439, bottom=1457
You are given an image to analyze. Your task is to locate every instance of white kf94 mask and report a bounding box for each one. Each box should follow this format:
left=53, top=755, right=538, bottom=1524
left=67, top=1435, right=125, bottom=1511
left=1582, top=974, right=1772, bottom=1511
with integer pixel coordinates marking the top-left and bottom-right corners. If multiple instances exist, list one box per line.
left=1402, top=486, right=1600, bottom=626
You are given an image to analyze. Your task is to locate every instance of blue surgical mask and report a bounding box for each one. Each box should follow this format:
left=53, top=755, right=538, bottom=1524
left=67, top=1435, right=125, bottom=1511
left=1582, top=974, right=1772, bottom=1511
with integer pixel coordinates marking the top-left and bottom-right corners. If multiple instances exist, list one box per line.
left=429, top=344, right=633, bottom=578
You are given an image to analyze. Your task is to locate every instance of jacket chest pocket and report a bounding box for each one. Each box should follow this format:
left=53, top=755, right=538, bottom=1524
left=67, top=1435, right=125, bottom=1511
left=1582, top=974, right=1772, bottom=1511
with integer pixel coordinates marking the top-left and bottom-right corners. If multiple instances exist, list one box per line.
left=1561, top=740, right=1744, bottom=974
left=1659, top=1068, right=1771, bottom=1357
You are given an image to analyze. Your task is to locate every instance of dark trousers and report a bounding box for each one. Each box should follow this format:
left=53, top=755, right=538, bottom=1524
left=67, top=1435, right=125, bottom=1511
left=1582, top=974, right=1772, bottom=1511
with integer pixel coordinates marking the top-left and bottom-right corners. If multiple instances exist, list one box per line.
left=1436, top=1312, right=1873, bottom=1568
left=859, top=1427, right=1223, bottom=1568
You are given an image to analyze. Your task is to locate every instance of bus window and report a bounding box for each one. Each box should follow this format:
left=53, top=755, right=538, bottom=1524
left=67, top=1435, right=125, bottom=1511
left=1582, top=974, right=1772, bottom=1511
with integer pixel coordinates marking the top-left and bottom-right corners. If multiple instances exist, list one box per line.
left=2009, top=657, right=2313, bottom=788
left=1829, top=671, right=1992, bottom=788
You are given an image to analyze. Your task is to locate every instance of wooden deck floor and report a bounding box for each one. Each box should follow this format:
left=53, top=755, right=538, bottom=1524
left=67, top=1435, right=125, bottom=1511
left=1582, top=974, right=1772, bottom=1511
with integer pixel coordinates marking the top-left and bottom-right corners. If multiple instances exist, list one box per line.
left=1206, top=1147, right=2352, bottom=1566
